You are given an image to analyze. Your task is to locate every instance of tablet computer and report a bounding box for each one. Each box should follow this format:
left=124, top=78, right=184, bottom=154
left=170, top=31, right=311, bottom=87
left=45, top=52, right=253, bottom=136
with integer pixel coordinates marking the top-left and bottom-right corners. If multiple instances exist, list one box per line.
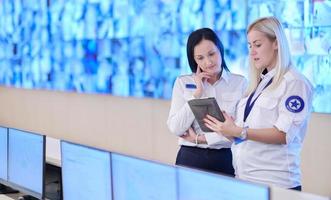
left=188, top=97, right=225, bottom=132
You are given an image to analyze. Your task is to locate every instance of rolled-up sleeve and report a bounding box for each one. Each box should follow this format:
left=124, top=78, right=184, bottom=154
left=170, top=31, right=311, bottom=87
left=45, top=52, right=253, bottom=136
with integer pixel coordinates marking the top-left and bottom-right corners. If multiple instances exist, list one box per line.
left=274, top=79, right=313, bottom=144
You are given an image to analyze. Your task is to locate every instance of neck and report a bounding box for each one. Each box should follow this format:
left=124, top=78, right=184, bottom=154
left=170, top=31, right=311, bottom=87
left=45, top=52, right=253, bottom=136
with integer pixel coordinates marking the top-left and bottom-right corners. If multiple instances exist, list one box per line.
left=267, top=57, right=277, bottom=72
left=207, top=70, right=222, bottom=84
left=208, top=76, right=218, bottom=84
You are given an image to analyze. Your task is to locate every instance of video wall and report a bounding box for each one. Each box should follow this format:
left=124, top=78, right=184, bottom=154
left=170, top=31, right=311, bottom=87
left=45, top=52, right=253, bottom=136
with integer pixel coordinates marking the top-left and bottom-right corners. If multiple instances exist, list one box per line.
left=0, top=0, right=330, bottom=113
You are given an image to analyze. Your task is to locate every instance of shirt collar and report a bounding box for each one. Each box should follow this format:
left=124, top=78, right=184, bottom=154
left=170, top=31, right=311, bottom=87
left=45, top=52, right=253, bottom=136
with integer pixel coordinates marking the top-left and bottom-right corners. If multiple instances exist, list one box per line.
left=220, top=69, right=230, bottom=84
left=205, top=69, right=229, bottom=86
left=260, top=68, right=276, bottom=80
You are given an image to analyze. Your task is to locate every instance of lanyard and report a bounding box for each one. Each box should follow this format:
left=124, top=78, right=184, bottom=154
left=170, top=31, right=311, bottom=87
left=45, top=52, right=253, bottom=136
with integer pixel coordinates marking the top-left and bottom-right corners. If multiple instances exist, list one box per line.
left=243, top=78, right=273, bottom=122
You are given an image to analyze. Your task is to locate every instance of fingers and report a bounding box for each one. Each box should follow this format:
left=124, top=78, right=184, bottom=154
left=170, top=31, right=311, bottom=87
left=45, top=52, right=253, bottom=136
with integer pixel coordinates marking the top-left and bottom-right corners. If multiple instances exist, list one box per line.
left=203, top=115, right=218, bottom=129
left=196, top=66, right=211, bottom=79
left=180, top=128, right=196, bottom=143
left=204, top=121, right=217, bottom=131
left=187, top=127, right=195, bottom=136
left=204, top=114, right=219, bottom=123
left=199, top=73, right=212, bottom=79
left=180, top=130, right=190, bottom=139
left=196, top=65, right=201, bottom=74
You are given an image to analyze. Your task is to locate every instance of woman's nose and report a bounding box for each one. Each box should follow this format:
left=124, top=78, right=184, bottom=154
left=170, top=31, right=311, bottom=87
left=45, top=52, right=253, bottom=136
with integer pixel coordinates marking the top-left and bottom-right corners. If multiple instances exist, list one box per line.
left=205, top=57, right=212, bottom=65
left=250, top=49, right=257, bottom=56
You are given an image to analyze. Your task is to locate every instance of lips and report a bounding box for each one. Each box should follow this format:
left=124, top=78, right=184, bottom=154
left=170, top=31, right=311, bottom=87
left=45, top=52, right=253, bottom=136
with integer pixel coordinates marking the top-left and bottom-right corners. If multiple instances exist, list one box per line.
left=204, top=65, right=215, bottom=70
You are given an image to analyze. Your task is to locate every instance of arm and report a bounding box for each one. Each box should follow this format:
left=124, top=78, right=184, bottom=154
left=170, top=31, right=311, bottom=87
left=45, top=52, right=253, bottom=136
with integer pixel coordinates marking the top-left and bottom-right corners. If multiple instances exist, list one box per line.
left=204, top=77, right=313, bottom=145
left=204, top=112, right=286, bottom=144
left=167, top=69, right=211, bottom=137
left=203, top=76, right=248, bottom=145
left=273, top=79, right=313, bottom=144
left=234, top=126, right=286, bottom=144
left=245, top=127, right=286, bottom=144
left=167, top=77, right=195, bottom=136
left=192, top=66, right=211, bottom=98
left=180, top=127, right=208, bottom=144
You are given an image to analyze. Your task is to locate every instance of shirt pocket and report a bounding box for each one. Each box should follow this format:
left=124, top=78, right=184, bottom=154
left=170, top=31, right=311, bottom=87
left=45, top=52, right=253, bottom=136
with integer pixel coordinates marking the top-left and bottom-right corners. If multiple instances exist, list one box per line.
left=220, top=92, right=242, bottom=115
left=183, top=90, right=195, bottom=101
left=256, top=96, right=278, bottom=109
left=255, top=96, right=279, bottom=126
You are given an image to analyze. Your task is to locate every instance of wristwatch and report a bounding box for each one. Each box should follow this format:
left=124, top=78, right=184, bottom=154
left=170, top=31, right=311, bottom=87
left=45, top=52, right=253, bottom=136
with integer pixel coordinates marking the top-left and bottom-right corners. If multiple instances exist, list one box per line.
left=239, top=127, right=248, bottom=140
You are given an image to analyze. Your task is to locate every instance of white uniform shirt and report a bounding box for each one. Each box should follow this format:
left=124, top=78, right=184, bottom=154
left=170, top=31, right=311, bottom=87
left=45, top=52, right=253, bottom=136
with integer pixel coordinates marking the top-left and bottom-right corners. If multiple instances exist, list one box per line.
left=167, top=70, right=247, bottom=149
left=232, top=68, right=313, bottom=188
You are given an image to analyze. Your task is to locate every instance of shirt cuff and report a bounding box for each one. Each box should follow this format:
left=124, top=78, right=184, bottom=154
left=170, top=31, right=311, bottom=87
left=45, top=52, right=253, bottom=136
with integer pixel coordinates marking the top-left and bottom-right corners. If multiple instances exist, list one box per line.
left=274, top=115, right=294, bottom=143
left=204, top=132, right=231, bottom=147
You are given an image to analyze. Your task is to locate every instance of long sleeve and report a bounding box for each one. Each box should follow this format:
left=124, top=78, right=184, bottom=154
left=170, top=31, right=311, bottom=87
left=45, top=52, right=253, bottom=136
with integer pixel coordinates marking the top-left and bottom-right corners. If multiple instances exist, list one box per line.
left=167, top=77, right=195, bottom=136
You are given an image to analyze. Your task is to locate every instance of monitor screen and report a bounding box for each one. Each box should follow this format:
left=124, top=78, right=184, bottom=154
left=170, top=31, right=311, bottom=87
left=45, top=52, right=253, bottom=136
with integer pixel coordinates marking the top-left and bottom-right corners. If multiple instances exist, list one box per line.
left=61, top=141, right=112, bottom=200
left=7, top=128, right=45, bottom=199
left=111, top=153, right=178, bottom=200
left=0, top=127, right=7, bottom=181
left=177, top=166, right=269, bottom=200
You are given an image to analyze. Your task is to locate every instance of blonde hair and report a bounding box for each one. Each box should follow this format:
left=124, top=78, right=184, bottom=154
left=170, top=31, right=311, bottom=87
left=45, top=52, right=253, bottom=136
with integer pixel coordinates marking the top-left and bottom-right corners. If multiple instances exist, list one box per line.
left=246, top=16, right=292, bottom=95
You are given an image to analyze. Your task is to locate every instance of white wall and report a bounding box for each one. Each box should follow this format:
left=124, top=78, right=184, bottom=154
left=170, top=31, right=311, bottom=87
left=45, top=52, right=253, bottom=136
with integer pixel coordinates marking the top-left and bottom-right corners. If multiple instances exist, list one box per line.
left=0, top=86, right=330, bottom=196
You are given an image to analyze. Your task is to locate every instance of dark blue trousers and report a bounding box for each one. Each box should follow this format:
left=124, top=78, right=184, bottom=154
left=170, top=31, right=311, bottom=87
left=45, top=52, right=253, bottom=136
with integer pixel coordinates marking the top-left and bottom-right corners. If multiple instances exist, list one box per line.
left=176, top=146, right=234, bottom=176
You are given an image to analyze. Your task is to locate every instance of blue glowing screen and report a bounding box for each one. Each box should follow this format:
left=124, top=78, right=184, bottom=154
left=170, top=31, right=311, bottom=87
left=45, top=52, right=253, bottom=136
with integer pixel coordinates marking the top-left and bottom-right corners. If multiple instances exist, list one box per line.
left=0, top=0, right=330, bottom=113
left=111, top=153, right=178, bottom=200
left=177, top=167, right=269, bottom=200
left=7, top=129, right=44, bottom=198
left=0, top=127, right=8, bottom=181
left=61, top=141, right=112, bottom=200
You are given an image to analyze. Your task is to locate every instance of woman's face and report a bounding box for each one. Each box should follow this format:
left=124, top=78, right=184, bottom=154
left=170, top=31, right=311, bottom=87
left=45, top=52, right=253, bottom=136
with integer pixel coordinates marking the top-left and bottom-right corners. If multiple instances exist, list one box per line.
left=247, top=30, right=278, bottom=71
left=193, top=39, right=222, bottom=75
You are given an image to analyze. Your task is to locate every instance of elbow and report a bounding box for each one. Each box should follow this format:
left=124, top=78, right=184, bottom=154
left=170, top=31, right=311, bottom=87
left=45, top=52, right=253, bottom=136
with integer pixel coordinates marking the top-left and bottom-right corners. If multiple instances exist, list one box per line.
left=167, top=119, right=186, bottom=137
left=278, top=131, right=287, bottom=145
left=273, top=126, right=287, bottom=145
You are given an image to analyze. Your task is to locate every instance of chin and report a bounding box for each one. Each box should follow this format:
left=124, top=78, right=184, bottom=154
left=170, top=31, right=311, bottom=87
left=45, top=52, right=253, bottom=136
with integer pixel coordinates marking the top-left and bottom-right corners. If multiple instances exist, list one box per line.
left=254, top=64, right=265, bottom=71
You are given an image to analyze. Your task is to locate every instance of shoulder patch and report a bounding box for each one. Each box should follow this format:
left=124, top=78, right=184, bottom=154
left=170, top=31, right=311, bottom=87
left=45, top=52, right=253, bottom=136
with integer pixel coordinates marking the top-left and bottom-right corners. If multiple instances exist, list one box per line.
left=285, top=95, right=304, bottom=113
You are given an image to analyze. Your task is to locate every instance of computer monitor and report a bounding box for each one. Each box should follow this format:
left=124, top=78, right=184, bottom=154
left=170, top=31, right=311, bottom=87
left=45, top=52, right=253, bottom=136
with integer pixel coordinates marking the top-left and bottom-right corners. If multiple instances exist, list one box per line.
left=7, top=128, right=45, bottom=199
left=0, top=127, right=8, bottom=182
left=61, top=141, right=112, bottom=200
left=111, top=153, right=178, bottom=200
left=177, top=166, right=270, bottom=200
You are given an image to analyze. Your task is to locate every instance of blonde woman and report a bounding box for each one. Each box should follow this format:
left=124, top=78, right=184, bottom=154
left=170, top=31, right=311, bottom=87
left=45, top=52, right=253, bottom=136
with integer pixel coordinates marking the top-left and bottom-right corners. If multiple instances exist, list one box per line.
left=204, top=17, right=313, bottom=190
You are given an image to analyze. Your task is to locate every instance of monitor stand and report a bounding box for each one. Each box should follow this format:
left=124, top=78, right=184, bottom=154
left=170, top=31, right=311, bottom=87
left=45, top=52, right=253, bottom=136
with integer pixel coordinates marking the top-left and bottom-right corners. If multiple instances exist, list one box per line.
left=0, top=184, right=19, bottom=194
left=18, top=195, right=39, bottom=200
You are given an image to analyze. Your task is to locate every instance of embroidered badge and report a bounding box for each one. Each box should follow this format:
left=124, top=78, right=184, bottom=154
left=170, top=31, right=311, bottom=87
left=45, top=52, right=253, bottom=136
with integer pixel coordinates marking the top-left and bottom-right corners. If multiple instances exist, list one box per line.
left=185, top=84, right=196, bottom=89
left=285, top=95, right=304, bottom=113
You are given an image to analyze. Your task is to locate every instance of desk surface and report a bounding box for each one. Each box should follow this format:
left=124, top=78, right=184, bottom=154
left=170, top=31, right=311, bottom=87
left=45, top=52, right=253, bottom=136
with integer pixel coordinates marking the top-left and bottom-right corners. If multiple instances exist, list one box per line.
left=271, top=186, right=330, bottom=200
left=46, top=137, right=61, bottom=167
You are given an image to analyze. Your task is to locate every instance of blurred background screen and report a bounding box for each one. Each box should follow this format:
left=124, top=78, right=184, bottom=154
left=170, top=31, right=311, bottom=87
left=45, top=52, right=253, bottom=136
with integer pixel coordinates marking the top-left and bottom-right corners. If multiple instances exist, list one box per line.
left=0, top=0, right=330, bottom=113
